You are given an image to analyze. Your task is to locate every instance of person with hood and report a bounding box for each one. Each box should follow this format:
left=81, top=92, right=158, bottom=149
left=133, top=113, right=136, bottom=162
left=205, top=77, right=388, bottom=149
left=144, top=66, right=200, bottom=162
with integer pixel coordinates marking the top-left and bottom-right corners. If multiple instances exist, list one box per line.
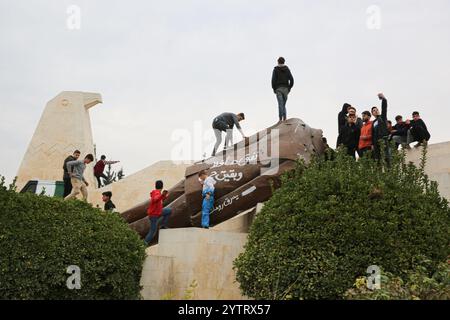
left=371, top=93, right=391, bottom=163
left=271, top=57, right=294, bottom=122
left=144, top=180, right=172, bottom=245
left=339, top=114, right=361, bottom=158
left=337, top=104, right=362, bottom=147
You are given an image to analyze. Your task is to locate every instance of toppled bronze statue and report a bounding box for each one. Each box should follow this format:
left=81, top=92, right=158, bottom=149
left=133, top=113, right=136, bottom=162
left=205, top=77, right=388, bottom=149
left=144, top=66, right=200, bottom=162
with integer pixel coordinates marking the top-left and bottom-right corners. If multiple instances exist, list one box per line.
left=121, top=118, right=325, bottom=238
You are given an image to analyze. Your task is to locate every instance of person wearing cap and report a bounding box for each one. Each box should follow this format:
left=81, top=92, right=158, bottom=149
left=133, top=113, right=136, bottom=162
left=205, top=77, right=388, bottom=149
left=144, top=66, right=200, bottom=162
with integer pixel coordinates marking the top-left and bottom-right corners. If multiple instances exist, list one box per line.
left=211, top=112, right=246, bottom=156
left=102, top=191, right=116, bottom=212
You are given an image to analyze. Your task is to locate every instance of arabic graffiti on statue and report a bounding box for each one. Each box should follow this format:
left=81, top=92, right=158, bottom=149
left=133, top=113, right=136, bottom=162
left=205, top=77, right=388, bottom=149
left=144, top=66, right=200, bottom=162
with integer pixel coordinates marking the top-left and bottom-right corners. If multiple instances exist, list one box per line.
left=211, top=152, right=258, bottom=168
left=211, top=195, right=240, bottom=214
left=210, top=169, right=244, bottom=182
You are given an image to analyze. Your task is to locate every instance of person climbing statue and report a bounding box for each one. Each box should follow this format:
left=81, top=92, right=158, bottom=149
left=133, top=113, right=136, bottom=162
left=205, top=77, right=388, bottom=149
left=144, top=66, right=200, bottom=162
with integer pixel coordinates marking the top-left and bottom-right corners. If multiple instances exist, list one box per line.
left=198, top=170, right=216, bottom=229
left=271, top=57, right=294, bottom=122
left=211, top=112, right=246, bottom=156
left=93, top=155, right=120, bottom=188
left=64, top=154, right=94, bottom=201
left=144, top=180, right=172, bottom=245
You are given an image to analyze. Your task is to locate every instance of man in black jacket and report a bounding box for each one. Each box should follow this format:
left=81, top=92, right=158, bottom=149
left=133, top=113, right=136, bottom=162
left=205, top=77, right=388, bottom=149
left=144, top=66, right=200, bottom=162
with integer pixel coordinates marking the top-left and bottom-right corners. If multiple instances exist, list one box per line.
left=391, top=115, right=411, bottom=149
left=371, top=93, right=391, bottom=163
left=62, top=150, right=81, bottom=197
left=271, top=57, right=294, bottom=122
left=407, top=111, right=431, bottom=148
left=337, top=104, right=363, bottom=147
left=339, top=114, right=361, bottom=158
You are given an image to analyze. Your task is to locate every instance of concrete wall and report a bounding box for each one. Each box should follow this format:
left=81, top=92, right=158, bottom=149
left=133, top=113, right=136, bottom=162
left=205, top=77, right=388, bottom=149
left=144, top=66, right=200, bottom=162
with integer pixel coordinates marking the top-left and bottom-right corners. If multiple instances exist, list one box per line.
left=406, top=142, right=450, bottom=201
left=140, top=206, right=261, bottom=300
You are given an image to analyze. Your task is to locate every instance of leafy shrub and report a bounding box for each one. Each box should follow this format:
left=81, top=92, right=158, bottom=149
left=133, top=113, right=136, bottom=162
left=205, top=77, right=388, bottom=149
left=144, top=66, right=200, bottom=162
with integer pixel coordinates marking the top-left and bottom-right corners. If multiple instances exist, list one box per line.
left=344, top=259, right=450, bottom=300
left=234, top=147, right=450, bottom=299
left=0, top=176, right=146, bottom=300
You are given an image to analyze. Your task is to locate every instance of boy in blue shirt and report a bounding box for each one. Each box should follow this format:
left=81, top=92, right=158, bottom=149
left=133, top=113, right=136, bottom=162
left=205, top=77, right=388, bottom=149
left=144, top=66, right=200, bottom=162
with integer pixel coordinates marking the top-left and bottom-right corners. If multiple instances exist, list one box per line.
left=198, top=170, right=216, bottom=229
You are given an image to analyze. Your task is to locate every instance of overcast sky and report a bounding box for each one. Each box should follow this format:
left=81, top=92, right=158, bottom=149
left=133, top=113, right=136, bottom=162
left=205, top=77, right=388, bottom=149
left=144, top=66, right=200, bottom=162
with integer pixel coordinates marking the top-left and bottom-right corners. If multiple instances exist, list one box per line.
left=1, top=0, right=449, bottom=183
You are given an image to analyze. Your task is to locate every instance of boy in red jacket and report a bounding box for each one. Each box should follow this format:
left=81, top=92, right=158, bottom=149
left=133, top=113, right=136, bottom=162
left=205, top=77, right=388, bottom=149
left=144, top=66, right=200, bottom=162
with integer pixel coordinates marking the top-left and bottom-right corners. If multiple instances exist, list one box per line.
left=144, top=180, right=172, bottom=245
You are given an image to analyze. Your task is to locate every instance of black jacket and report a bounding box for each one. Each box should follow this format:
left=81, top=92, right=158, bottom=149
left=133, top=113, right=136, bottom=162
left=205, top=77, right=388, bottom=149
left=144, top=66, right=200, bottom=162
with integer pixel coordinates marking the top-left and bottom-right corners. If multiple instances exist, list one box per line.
left=104, top=200, right=116, bottom=212
left=392, top=122, right=410, bottom=137
left=63, top=155, right=76, bottom=179
left=339, top=123, right=361, bottom=150
left=271, top=65, right=294, bottom=92
left=410, top=118, right=431, bottom=141
left=372, top=98, right=389, bottom=146
left=337, top=103, right=362, bottom=147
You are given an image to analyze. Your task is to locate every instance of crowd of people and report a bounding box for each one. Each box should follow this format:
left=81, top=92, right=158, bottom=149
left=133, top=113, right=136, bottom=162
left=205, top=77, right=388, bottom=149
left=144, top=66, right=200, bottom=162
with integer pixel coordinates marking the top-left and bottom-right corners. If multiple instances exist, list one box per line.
left=62, top=151, right=119, bottom=212
left=59, top=57, right=433, bottom=247
left=336, top=93, right=431, bottom=161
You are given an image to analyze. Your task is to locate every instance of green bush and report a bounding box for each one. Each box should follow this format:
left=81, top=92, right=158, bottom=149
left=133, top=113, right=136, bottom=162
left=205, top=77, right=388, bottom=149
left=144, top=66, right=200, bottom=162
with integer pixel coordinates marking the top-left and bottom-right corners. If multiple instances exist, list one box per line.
left=0, top=176, right=146, bottom=300
left=234, top=147, right=450, bottom=299
left=344, top=260, right=450, bottom=300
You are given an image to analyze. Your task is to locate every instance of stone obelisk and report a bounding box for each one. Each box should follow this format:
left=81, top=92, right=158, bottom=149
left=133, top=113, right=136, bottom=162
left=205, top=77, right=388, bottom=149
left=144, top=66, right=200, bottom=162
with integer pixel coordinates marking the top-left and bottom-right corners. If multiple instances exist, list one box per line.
left=15, top=91, right=102, bottom=191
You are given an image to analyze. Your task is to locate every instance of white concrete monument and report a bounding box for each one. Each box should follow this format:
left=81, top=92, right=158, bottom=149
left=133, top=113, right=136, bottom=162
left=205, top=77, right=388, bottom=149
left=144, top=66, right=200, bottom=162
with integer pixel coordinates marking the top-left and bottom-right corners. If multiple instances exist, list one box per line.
left=16, top=91, right=102, bottom=191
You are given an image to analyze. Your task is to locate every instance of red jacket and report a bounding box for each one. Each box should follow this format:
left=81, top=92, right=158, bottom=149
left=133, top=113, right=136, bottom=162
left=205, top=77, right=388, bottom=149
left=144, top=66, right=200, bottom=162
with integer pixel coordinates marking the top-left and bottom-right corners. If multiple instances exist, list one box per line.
left=94, top=160, right=105, bottom=176
left=147, top=190, right=168, bottom=217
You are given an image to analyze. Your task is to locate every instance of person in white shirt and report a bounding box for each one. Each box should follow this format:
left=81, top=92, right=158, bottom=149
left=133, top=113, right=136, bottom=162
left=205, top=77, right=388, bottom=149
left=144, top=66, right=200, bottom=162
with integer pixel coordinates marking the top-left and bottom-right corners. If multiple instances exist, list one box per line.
left=198, top=170, right=217, bottom=228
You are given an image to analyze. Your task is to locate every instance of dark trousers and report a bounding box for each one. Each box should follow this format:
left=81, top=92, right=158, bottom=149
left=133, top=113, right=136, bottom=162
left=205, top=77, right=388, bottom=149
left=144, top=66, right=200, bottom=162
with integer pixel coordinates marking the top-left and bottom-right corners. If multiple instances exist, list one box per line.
left=95, top=173, right=107, bottom=188
left=63, top=177, right=72, bottom=197
left=411, top=127, right=430, bottom=143
left=144, top=208, right=172, bottom=244
left=359, top=147, right=372, bottom=157
left=275, top=87, right=289, bottom=121
left=346, top=147, right=357, bottom=159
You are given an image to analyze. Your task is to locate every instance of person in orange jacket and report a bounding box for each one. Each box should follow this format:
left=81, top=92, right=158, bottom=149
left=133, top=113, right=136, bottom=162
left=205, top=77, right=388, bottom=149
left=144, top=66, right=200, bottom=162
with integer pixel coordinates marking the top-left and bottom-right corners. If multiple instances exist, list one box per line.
left=358, top=111, right=373, bottom=157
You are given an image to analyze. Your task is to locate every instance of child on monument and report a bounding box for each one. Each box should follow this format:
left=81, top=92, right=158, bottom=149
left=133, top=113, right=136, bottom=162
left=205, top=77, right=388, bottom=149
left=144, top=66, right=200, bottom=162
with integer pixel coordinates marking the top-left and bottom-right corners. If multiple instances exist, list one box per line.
left=198, top=170, right=216, bottom=229
left=144, top=180, right=172, bottom=246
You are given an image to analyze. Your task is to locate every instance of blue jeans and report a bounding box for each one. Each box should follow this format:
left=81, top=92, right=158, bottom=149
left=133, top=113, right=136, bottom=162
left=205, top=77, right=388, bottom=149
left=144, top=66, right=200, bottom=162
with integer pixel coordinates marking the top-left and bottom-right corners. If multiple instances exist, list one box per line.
left=201, top=189, right=214, bottom=228
left=144, top=207, right=172, bottom=244
left=276, top=87, right=289, bottom=120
